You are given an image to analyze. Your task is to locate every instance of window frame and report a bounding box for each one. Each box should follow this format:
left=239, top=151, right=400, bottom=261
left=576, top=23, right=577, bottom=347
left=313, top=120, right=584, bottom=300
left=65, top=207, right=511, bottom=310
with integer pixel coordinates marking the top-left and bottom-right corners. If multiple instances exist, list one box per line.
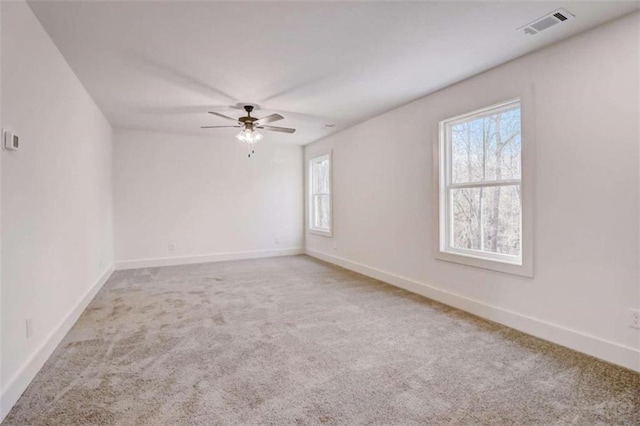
left=308, top=152, right=333, bottom=237
left=435, top=97, right=533, bottom=277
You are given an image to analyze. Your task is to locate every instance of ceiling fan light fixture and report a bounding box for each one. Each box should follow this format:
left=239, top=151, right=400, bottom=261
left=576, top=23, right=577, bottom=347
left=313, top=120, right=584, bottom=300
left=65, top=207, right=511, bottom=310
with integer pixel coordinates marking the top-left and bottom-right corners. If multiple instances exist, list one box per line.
left=236, top=128, right=263, bottom=144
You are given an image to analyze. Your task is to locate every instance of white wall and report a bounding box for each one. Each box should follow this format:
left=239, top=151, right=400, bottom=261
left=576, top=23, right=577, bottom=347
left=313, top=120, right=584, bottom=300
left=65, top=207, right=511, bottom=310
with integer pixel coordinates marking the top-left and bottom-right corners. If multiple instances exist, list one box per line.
left=305, top=13, right=640, bottom=371
left=1, top=0, right=114, bottom=418
left=113, top=130, right=303, bottom=268
left=0, top=0, right=4, bottom=412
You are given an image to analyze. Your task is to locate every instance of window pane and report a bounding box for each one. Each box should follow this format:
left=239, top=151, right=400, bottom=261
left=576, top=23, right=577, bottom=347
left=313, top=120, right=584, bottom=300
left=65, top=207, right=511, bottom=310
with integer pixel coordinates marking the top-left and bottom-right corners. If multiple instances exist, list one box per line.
left=451, top=106, right=521, bottom=184
left=314, top=159, right=330, bottom=193
left=314, top=194, right=330, bottom=229
left=451, top=188, right=481, bottom=251
left=451, top=185, right=521, bottom=257
left=481, top=185, right=521, bottom=256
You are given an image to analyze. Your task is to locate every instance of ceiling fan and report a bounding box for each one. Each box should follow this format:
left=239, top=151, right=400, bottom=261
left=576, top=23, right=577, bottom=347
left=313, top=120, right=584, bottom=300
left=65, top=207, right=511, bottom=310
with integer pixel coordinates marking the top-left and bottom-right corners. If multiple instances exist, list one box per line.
left=201, top=105, right=296, bottom=156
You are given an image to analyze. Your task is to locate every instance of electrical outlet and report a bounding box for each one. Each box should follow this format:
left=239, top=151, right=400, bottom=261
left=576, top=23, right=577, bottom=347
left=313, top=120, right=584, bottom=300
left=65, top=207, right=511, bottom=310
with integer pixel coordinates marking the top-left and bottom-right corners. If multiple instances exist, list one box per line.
left=26, top=318, right=33, bottom=339
left=275, top=236, right=280, bottom=245
left=630, top=309, right=640, bottom=330
left=169, top=242, right=176, bottom=252
left=333, top=241, right=338, bottom=251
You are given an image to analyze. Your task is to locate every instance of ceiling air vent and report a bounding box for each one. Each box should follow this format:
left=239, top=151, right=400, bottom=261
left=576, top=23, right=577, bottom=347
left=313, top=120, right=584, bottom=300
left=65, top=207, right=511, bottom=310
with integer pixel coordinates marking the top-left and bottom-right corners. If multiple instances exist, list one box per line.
left=519, top=8, right=574, bottom=35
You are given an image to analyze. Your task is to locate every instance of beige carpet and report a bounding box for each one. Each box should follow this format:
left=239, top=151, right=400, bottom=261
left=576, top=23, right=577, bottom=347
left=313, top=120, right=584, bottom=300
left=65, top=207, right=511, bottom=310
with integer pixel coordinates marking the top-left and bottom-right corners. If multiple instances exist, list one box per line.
left=3, top=255, right=639, bottom=425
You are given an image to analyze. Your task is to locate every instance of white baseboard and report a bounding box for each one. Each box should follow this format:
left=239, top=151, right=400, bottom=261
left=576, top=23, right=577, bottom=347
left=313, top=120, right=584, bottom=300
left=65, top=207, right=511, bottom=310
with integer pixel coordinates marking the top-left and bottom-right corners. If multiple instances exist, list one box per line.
left=0, top=264, right=115, bottom=422
left=306, top=249, right=640, bottom=373
left=115, top=247, right=305, bottom=270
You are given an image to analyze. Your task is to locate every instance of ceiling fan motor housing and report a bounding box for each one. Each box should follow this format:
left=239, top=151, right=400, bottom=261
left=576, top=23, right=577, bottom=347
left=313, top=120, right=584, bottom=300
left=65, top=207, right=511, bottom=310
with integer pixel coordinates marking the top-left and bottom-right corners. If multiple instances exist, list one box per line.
left=239, top=105, right=258, bottom=130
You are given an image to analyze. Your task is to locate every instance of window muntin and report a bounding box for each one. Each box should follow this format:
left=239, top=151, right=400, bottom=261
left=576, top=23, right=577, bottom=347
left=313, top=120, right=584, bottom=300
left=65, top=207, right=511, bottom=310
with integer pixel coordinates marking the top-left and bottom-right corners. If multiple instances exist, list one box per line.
left=309, top=154, right=331, bottom=235
left=440, top=100, right=522, bottom=264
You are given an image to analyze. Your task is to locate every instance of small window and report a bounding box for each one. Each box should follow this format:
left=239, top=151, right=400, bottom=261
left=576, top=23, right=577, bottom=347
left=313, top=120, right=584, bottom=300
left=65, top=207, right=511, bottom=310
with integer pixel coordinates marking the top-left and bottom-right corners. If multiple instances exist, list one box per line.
left=309, top=153, right=332, bottom=236
left=438, top=99, right=523, bottom=268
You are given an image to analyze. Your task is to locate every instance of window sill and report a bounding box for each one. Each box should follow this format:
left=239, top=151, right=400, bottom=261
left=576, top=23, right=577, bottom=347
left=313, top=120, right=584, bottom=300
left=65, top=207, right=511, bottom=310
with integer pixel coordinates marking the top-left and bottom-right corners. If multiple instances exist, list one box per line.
left=308, top=228, right=333, bottom=238
left=436, top=250, right=533, bottom=278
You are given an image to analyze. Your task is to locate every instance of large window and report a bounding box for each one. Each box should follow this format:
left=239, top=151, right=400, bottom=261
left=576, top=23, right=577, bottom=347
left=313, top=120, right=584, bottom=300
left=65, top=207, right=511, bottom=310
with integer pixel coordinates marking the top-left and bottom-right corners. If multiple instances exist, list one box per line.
left=309, top=153, right=332, bottom=236
left=438, top=99, right=523, bottom=267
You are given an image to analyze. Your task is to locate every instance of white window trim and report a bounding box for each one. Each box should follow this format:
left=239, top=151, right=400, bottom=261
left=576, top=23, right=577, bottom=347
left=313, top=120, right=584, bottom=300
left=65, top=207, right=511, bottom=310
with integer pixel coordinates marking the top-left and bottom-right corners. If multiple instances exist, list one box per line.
left=308, top=151, right=333, bottom=237
left=434, top=96, right=534, bottom=277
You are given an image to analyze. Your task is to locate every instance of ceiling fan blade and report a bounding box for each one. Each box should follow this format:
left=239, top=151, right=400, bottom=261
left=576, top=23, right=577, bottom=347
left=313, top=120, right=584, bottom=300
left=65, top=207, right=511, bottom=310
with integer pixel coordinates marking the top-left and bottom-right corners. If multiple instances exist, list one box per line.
left=208, top=111, right=239, bottom=122
left=258, top=125, right=296, bottom=134
left=201, top=125, right=242, bottom=129
left=254, top=114, right=284, bottom=126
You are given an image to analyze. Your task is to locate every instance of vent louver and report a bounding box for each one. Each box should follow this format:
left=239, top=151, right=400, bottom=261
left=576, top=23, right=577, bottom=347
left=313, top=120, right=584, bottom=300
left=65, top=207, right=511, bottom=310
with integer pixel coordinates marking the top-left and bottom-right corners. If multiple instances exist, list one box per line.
left=518, top=8, right=574, bottom=35
left=553, top=12, right=568, bottom=22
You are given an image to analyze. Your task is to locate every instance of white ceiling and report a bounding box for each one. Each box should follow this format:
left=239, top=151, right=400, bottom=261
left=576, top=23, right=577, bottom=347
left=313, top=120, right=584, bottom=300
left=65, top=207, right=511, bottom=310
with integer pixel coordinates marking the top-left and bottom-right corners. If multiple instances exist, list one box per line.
left=28, top=1, right=639, bottom=145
